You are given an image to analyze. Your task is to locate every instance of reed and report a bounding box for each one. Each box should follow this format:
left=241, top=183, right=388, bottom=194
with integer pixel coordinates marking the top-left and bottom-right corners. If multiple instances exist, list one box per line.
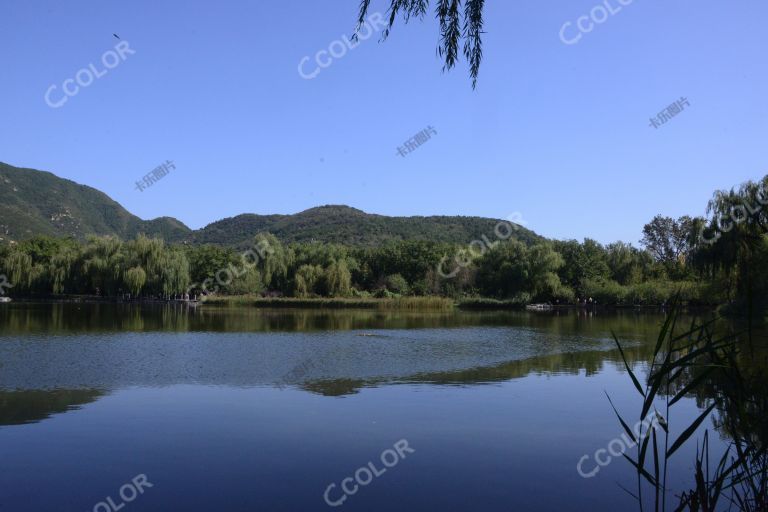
left=610, top=296, right=767, bottom=511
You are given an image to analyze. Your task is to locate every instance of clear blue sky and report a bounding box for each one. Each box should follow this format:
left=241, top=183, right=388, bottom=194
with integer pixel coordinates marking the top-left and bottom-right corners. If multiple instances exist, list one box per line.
left=1, top=0, right=766, bottom=244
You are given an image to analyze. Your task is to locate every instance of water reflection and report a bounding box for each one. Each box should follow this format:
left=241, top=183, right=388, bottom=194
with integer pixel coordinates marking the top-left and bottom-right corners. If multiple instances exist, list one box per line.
left=0, top=302, right=668, bottom=335
left=0, top=304, right=672, bottom=426
left=1, top=305, right=765, bottom=512
left=0, top=389, right=105, bottom=426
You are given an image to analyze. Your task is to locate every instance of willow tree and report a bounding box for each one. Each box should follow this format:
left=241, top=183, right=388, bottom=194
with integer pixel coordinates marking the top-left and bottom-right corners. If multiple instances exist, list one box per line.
left=124, top=235, right=165, bottom=290
left=325, top=259, right=352, bottom=297
left=294, top=264, right=324, bottom=298
left=50, top=246, right=80, bottom=294
left=475, top=240, right=568, bottom=301
left=123, top=267, right=147, bottom=297
left=354, top=0, right=486, bottom=88
left=253, top=233, right=292, bottom=291
left=82, top=236, right=124, bottom=295
left=3, top=251, right=33, bottom=291
left=698, top=176, right=768, bottom=305
left=159, top=248, right=191, bottom=296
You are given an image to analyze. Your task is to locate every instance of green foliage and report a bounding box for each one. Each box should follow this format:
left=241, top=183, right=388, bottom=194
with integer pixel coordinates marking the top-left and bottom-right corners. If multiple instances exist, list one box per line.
left=123, top=266, right=146, bottom=296
left=475, top=240, right=564, bottom=300
left=353, top=0, right=487, bottom=88
left=0, top=162, right=191, bottom=244
left=1, top=164, right=541, bottom=250
left=457, top=297, right=529, bottom=309
left=294, top=264, right=324, bottom=298
left=325, top=259, right=353, bottom=297
left=0, top=234, right=191, bottom=298
left=192, top=206, right=539, bottom=248
left=204, top=295, right=454, bottom=310
left=384, top=274, right=410, bottom=295
left=2, top=162, right=766, bottom=309
left=610, top=303, right=768, bottom=511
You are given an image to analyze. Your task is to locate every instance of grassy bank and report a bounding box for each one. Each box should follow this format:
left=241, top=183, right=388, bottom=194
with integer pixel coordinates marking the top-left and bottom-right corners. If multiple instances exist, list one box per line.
left=202, top=295, right=455, bottom=310
left=456, top=298, right=526, bottom=310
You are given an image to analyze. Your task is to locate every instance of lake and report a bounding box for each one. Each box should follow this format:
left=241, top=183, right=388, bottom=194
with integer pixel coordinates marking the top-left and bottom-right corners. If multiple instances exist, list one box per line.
left=0, top=304, right=741, bottom=511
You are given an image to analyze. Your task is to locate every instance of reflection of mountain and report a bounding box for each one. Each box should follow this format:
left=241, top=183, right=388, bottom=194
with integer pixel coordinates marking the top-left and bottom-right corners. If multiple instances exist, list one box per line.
left=300, top=347, right=626, bottom=396
left=0, top=324, right=647, bottom=395
left=0, top=305, right=674, bottom=398
left=0, top=389, right=104, bottom=426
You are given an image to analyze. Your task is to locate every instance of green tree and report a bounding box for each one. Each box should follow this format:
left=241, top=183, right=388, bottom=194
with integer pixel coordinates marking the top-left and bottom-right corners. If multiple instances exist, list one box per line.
left=325, top=259, right=352, bottom=297
left=294, top=264, right=324, bottom=297
left=123, top=266, right=147, bottom=296
left=476, top=240, right=565, bottom=301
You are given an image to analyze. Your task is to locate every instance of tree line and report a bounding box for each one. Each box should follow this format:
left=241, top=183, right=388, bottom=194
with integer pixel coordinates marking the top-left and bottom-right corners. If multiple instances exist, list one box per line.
left=1, top=176, right=765, bottom=308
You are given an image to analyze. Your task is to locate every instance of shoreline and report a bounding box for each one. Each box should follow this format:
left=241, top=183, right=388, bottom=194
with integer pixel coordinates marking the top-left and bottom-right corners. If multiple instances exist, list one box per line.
left=0, top=295, right=718, bottom=311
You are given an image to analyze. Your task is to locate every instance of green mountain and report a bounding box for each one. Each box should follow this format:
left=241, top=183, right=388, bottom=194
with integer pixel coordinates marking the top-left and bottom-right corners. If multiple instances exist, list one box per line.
left=193, top=206, right=540, bottom=247
left=0, top=162, right=540, bottom=246
left=0, top=162, right=191, bottom=243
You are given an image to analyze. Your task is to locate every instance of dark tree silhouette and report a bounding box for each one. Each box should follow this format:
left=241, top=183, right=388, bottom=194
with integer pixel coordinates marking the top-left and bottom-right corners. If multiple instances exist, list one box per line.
left=354, top=0, right=486, bottom=88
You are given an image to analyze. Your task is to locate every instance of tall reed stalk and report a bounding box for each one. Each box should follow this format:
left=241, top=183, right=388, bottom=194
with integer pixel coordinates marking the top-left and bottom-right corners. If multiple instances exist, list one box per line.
left=610, top=297, right=767, bottom=511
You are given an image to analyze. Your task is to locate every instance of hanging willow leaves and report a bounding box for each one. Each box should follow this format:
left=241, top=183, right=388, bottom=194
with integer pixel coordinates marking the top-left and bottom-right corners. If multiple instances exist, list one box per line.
left=354, top=0, right=487, bottom=88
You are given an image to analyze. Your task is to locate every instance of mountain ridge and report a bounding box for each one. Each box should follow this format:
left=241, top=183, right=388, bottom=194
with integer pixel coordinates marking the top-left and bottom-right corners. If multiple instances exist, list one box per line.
left=0, top=162, right=540, bottom=247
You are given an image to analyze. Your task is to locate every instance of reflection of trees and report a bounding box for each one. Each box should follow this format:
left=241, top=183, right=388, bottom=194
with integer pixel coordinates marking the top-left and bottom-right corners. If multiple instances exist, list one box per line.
left=302, top=379, right=367, bottom=397
left=609, top=312, right=768, bottom=511
left=0, top=303, right=679, bottom=336
left=0, top=389, right=105, bottom=426
left=696, top=343, right=768, bottom=458
left=296, top=346, right=650, bottom=396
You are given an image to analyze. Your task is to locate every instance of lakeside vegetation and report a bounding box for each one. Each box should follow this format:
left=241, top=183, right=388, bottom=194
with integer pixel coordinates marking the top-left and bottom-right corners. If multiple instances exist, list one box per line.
left=611, top=301, right=768, bottom=511
left=203, top=295, right=455, bottom=310
left=1, top=176, right=766, bottom=314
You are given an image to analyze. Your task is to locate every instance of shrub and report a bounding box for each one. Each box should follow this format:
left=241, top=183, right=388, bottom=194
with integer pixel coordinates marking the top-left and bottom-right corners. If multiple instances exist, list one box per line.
left=582, top=278, right=628, bottom=304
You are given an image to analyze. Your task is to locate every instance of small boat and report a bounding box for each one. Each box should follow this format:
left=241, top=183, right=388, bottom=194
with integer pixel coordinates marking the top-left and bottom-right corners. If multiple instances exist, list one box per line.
left=0, top=297, right=11, bottom=303
left=526, top=303, right=552, bottom=311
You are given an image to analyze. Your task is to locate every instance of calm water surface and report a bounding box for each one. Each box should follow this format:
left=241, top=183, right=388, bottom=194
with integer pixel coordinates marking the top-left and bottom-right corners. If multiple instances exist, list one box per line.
left=0, top=304, right=740, bottom=511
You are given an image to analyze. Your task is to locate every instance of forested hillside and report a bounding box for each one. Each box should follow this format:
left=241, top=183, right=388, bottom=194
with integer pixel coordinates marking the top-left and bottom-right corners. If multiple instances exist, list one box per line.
left=0, top=162, right=537, bottom=247
left=0, top=162, right=190, bottom=243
